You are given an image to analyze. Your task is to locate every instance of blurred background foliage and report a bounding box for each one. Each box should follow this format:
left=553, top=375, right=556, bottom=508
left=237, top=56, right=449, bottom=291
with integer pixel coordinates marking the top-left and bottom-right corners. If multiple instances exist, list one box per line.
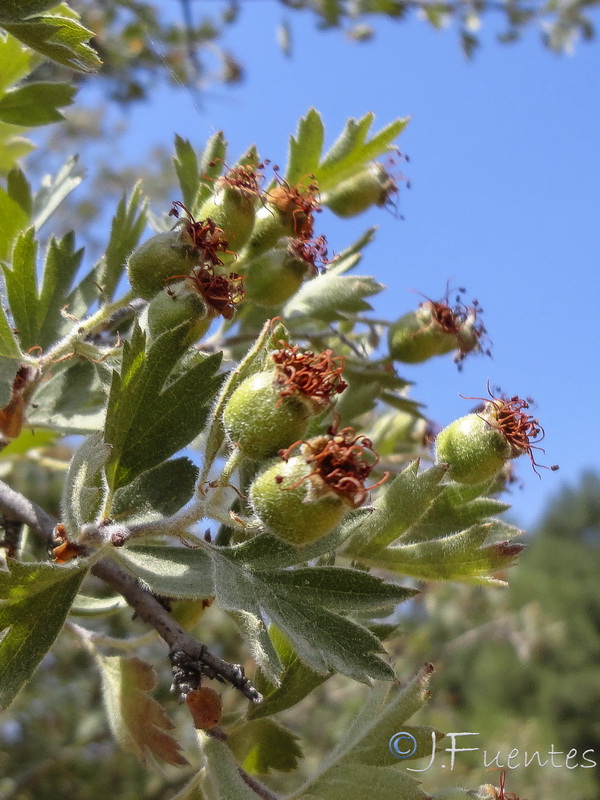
left=42, top=0, right=600, bottom=105
left=2, top=467, right=599, bottom=798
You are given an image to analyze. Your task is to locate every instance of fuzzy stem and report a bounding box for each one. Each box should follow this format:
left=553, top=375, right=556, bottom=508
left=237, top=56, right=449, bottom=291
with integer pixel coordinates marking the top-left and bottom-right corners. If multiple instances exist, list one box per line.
left=36, top=288, right=138, bottom=368
left=219, top=448, right=243, bottom=486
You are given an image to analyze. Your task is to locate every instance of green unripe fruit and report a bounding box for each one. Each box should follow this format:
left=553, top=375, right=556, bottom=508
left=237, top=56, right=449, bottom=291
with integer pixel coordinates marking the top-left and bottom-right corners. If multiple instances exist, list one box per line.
left=146, top=282, right=211, bottom=345
left=249, top=455, right=347, bottom=545
left=246, top=178, right=319, bottom=256
left=222, top=371, right=313, bottom=461
left=197, top=184, right=256, bottom=254
left=388, top=296, right=487, bottom=367
left=322, top=162, right=395, bottom=218
left=223, top=344, right=347, bottom=460
left=127, top=228, right=193, bottom=300
left=388, top=308, right=449, bottom=363
left=243, top=241, right=311, bottom=307
left=435, top=412, right=511, bottom=484
left=244, top=203, right=292, bottom=256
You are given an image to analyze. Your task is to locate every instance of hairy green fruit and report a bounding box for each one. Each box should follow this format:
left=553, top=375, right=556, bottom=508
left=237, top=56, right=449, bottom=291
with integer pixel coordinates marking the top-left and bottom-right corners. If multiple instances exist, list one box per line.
left=243, top=241, right=312, bottom=307
left=127, top=229, right=192, bottom=300
left=388, top=294, right=488, bottom=367
left=146, top=282, right=210, bottom=345
left=245, top=177, right=320, bottom=256
left=249, top=455, right=347, bottom=545
left=244, top=204, right=293, bottom=256
left=388, top=308, right=448, bottom=363
left=197, top=184, right=256, bottom=254
left=223, top=343, right=346, bottom=460
left=250, top=426, right=385, bottom=543
left=435, top=412, right=511, bottom=484
left=222, top=371, right=312, bottom=461
left=322, top=162, right=395, bottom=217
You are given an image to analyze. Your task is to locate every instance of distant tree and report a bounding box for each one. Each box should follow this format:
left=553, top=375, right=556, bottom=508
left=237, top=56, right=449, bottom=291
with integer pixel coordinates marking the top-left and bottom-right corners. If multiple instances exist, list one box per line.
left=28, top=0, right=600, bottom=104
left=410, top=472, right=600, bottom=798
left=510, top=472, right=600, bottom=780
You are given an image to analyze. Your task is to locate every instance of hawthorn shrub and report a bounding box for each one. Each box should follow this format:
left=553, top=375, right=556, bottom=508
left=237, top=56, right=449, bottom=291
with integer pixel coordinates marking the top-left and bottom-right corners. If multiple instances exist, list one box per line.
left=0, top=4, right=553, bottom=799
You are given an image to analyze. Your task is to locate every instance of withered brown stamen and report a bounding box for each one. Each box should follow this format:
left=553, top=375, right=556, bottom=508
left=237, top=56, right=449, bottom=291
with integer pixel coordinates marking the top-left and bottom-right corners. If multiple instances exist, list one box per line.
left=271, top=342, right=347, bottom=406
left=278, top=425, right=389, bottom=508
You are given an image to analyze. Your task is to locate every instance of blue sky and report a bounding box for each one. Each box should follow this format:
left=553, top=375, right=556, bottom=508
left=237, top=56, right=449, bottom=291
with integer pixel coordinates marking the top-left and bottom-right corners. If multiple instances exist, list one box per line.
left=92, top=3, right=600, bottom=530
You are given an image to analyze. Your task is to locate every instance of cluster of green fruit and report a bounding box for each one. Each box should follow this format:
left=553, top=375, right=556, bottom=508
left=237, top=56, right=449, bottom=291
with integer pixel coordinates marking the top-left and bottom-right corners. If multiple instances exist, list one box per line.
left=126, top=157, right=398, bottom=333
left=124, top=154, right=551, bottom=548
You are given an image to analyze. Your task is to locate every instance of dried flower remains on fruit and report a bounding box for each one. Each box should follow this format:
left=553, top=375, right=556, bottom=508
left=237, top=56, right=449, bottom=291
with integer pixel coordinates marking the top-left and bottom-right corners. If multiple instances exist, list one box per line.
left=279, top=424, right=389, bottom=509
left=289, top=233, right=330, bottom=274
left=435, top=384, right=559, bottom=484
left=267, top=168, right=322, bottom=238
left=271, top=341, right=347, bottom=407
left=388, top=285, right=490, bottom=368
left=213, top=159, right=265, bottom=198
left=222, top=343, right=348, bottom=460
left=475, top=390, right=559, bottom=478
left=184, top=266, right=245, bottom=320
left=169, top=201, right=235, bottom=267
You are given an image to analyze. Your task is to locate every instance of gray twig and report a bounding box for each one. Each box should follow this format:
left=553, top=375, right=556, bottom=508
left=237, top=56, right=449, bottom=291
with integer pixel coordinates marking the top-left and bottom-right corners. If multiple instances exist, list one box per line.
left=0, top=479, right=262, bottom=704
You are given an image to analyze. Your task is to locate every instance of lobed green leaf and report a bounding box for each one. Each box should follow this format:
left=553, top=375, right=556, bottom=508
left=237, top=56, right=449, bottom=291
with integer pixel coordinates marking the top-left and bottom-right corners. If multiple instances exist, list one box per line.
left=27, top=359, right=109, bottom=434
left=0, top=121, right=34, bottom=174
left=284, top=271, right=384, bottom=322
left=0, top=559, right=87, bottom=710
left=6, top=167, right=32, bottom=216
left=297, top=763, right=430, bottom=800
left=31, top=154, right=83, bottom=230
left=248, top=625, right=331, bottom=720
left=173, top=134, right=200, bottom=210
left=70, top=182, right=147, bottom=312
left=228, top=718, right=303, bottom=775
left=2, top=226, right=39, bottom=348
left=212, top=550, right=395, bottom=683
left=286, top=107, right=325, bottom=185
left=0, top=308, right=21, bottom=361
left=358, top=523, right=519, bottom=584
left=198, top=732, right=263, bottom=800
left=0, top=33, right=31, bottom=93
left=291, top=664, right=435, bottom=799
left=37, top=231, right=84, bottom=348
left=344, top=462, right=448, bottom=556
left=406, top=482, right=511, bottom=542
left=70, top=594, right=127, bottom=617
left=315, top=113, right=409, bottom=192
left=104, top=323, right=224, bottom=490
left=267, top=567, right=416, bottom=610
left=61, top=431, right=111, bottom=535
left=0, top=1, right=61, bottom=21
left=115, top=545, right=214, bottom=599
left=1, top=13, right=102, bottom=73
left=111, top=458, right=198, bottom=523
left=0, top=81, right=75, bottom=126
left=194, top=130, right=227, bottom=211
